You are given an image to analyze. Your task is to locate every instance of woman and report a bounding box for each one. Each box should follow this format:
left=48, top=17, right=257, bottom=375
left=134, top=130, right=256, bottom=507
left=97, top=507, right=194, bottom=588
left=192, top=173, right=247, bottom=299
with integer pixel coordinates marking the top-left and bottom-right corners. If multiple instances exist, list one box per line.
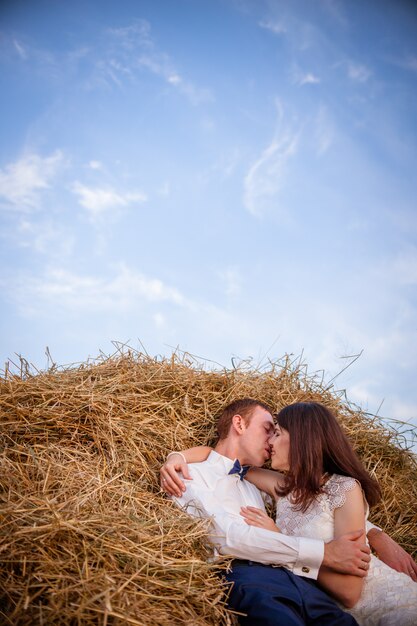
left=164, top=402, right=417, bottom=626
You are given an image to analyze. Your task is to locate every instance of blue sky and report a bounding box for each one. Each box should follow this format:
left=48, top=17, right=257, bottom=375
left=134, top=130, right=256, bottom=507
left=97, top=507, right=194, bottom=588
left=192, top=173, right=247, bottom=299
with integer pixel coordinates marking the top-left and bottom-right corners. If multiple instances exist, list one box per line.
left=1, top=0, right=416, bottom=439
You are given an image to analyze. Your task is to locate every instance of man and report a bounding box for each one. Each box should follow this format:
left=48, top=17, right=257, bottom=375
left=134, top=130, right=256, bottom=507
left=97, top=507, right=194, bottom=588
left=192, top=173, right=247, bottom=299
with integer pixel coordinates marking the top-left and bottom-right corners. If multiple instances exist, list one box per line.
left=160, top=399, right=416, bottom=625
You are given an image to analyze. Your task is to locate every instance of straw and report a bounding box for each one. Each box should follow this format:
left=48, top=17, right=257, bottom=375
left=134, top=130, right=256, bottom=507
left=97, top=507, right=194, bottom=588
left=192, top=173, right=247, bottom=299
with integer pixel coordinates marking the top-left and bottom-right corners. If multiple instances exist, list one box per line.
left=1, top=349, right=416, bottom=624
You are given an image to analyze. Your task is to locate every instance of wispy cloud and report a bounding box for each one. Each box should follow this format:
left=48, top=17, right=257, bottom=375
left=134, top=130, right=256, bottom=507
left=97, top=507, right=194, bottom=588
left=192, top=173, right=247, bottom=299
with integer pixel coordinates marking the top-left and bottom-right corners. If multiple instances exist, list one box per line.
left=0, top=151, right=64, bottom=211
left=3, top=20, right=212, bottom=105
left=243, top=103, right=299, bottom=217
left=219, top=266, right=242, bottom=298
left=389, top=399, right=417, bottom=423
left=87, top=160, right=103, bottom=170
left=402, top=55, right=417, bottom=73
left=319, top=0, right=348, bottom=27
left=314, top=105, right=334, bottom=155
left=258, top=19, right=287, bottom=35
left=347, top=62, right=371, bottom=83
left=135, top=53, right=212, bottom=105
left=2, top=32, right=61, bottom=80
left=12, top=265, right=186, bottom=315
left=17, top=218, right=74, bottom=256
left=13, top=39, right=28, bottom=60
left=71, top=181, right=147, bottom=221
left=157, top=181, right=171, bottom=197
left=101, top=20, right=213, bottom=105
left=294, top=71, right=321, bottom=86
left=385, top=246, right=417, bottom=286
left=200, top=148, right=242, bottom=183
left=153, top=312, right=166, bottom=329
left=390, top=54, right=417, bottom=74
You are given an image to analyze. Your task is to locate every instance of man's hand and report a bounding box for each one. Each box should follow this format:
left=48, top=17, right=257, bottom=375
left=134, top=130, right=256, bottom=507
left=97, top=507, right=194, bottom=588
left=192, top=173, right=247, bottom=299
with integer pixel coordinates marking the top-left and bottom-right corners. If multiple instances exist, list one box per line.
left=367, top=528, right=417, bottom=582
left=323, top=530, right=371, bottom=577
left=160, top=453, right=191, bottom=498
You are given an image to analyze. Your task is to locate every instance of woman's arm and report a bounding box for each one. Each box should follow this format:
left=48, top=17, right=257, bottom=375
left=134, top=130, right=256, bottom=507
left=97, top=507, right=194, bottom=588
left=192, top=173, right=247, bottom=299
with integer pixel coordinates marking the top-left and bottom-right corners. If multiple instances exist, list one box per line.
left=160, top=446, right=212, bottom=497
left=172, top=446, right=213, bottom=463
left=161, top=448, right=284, bottom=498
left=245, top=467, right=285, bottom=498
left=318, top=483, right=366, bottom=608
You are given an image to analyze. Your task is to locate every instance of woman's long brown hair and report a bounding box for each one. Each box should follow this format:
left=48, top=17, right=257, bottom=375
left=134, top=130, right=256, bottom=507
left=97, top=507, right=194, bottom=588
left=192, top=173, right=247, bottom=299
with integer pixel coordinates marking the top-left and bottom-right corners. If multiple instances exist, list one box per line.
left=275, top=402, right=381, bottom=512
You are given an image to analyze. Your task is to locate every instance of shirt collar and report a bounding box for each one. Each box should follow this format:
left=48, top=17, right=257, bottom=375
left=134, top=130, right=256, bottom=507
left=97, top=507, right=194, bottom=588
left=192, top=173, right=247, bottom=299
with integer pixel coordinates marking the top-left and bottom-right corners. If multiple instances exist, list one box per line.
left=206, top=450, right=243, bottom=475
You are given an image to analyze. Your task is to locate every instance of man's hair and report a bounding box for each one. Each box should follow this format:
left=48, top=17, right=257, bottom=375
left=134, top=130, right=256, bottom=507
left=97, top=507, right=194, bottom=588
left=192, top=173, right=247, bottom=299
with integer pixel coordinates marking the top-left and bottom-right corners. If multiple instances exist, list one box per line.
left=216, top=398, right=273, bottom=440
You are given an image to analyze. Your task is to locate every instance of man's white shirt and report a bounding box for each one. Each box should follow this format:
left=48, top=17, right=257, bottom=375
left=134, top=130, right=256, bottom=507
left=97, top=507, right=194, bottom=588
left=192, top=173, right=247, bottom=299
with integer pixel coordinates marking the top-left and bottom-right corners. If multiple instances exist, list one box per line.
left=172, top=450, right=324, bottom=579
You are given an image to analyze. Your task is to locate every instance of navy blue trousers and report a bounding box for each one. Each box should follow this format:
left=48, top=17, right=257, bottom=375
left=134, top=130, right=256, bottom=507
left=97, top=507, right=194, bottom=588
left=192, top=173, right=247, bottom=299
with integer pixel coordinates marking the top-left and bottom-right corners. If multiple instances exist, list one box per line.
left=225, top=561, right=359, bottom=626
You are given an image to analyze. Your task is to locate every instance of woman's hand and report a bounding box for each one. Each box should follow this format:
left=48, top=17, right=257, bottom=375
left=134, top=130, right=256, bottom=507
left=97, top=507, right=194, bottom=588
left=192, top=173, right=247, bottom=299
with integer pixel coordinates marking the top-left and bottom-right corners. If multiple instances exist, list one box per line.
left=240, top=506, right=281, bottom=533
left=160, top=453, right=190, bottom=497
left=159, top=446, right=212, bottom=497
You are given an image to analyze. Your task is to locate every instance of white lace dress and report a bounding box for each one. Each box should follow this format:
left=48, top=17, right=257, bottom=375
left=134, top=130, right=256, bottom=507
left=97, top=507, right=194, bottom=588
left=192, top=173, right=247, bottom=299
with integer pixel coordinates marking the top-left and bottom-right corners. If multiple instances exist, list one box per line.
left=275, top=474, right=417, bottom=626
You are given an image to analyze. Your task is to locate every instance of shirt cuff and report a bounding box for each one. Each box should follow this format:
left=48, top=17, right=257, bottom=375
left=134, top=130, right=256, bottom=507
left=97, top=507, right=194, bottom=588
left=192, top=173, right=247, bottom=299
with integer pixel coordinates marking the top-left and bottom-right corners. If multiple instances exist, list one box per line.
left=366, top=520, right=382, bottom=534
left=293, top=537, right=324, bottom=580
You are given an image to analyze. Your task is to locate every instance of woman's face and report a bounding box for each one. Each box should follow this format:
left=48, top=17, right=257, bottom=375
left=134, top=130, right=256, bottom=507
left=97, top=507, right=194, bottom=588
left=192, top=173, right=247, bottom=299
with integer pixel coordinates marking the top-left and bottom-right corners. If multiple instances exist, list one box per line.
left=269, top=424, right=290, bottom=471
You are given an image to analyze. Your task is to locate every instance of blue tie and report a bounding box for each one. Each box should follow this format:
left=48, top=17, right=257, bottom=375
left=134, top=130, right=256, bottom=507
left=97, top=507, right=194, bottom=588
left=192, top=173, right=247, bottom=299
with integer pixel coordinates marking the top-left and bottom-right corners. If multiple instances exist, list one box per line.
left=228, top=459, right=251, bottom=480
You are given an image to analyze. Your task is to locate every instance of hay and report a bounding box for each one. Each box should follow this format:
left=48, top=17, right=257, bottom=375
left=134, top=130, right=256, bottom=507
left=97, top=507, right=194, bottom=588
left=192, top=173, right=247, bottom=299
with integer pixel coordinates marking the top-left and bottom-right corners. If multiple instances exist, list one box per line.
left=1, top=348, right=416, bottom=625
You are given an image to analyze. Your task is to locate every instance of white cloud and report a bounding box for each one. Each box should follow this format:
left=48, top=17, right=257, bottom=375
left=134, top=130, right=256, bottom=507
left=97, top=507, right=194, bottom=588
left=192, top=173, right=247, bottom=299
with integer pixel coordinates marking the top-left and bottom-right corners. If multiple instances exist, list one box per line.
left=102, top=20, right=213, bottom=105
left=301, top=73, right=321, bottom=85
left=200, top=116, right=216, bottom=133
left=290, top=66, right=321, bottom=87
left=108, top=20, right=153, bottom=50
left=373, top=246, right=417, bottom=287
left=88, top=160, right=103, bottom=170
left=348, top=381, right=382, bottom=411
left=390, top=247, right=417, bottom=286
left=391, top=55, right=417, bottom=74
left=314, top=106, right=334, bottom=156
left=290, top=63, right=321, bottom=87
left=0, top=151, right=63, bottom=211
left=243, top=104, right=299, bottom=217
left=137, top=54, right=213, bottom=105
left=153, top=312, right=166, bottom=328
left=13, top=39, right=27, bottom=60
left=13, top=265, right=186, bottom=315
left=157, top=181, right=171, bottom=197
left=403, top=56, right=417, bottom=73
left=17, top=218, right=74, bottom=256
left=167, top=74, right=181, bottom=85
left=200, top=148, right=242, bottom=183
left=219, top=267, right=242, bottom=298
left=319, top=0, right=348, bottom=27
left=347, top=63, right=371, bottom=83
left=258, top=19, right=287, bottom=35
left=389, top=399, right=417, bottom=423
left=71, top=181, right=147, bottom=220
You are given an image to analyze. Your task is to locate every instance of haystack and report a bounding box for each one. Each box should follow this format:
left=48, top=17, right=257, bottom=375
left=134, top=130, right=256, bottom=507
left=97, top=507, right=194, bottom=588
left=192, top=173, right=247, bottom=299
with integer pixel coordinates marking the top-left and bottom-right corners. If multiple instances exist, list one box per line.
left=1, top=348, right=416, bottom=625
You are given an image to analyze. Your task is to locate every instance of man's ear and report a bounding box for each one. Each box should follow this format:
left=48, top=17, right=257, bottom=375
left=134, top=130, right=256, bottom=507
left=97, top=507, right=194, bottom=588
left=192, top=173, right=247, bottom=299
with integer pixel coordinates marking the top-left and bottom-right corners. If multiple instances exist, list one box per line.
left=231, top=413, right=245, bottom=435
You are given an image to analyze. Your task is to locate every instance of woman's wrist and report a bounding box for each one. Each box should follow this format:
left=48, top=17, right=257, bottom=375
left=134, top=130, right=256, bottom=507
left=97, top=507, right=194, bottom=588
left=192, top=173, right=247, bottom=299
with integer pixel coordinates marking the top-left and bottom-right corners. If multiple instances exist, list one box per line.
left=166, top=451, right=187, bottom=464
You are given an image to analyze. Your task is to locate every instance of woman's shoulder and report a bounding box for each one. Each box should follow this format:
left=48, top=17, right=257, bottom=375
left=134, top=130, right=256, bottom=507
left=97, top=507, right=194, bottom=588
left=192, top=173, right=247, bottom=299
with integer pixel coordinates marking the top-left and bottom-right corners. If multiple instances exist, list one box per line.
left=323, top=474, right=361, bottom=510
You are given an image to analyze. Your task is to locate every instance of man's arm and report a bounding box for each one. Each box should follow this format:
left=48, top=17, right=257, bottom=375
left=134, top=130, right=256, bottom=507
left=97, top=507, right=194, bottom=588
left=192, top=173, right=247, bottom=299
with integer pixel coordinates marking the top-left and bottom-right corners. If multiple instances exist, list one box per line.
left=172, top=467, right=370, bottom=581
left=367, top=527, right=417, bottom=582
left=174, top=475, right=325, bottom=579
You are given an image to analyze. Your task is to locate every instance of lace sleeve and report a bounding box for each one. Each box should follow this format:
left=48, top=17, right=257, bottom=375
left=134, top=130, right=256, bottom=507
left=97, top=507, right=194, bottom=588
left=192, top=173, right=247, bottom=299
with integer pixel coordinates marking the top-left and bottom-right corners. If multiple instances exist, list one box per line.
left=324, top=475, right=359, bottom=511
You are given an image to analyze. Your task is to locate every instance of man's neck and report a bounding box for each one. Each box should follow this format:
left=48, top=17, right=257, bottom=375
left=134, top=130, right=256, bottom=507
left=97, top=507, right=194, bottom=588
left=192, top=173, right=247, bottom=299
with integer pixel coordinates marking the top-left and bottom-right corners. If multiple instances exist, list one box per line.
left=215, top=439, right=246, bottom=463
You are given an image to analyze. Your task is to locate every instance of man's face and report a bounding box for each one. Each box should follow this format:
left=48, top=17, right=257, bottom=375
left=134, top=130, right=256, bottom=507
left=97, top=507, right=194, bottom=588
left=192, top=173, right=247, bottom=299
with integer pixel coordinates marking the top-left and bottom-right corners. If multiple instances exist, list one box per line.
left=269, top=424, right=290, bottom=471
left=239, top=406, right=275, bottom=466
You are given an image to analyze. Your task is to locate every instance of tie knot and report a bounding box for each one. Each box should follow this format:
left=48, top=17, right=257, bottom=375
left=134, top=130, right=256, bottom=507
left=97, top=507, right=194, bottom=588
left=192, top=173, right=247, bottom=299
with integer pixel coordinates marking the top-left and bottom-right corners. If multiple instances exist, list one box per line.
left=228, top=459, right=250, bottom=480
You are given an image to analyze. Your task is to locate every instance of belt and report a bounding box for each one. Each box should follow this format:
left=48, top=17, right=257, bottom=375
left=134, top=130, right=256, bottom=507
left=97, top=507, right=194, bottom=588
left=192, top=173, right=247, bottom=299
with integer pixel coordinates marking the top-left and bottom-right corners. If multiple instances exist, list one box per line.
left=232, top=559, right=282, bottom=568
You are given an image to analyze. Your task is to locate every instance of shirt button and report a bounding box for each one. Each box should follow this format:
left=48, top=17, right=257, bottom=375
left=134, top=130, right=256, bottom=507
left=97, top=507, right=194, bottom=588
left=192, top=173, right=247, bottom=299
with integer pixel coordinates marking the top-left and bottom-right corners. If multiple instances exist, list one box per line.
left=301, top=566, right=310, bottom=574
